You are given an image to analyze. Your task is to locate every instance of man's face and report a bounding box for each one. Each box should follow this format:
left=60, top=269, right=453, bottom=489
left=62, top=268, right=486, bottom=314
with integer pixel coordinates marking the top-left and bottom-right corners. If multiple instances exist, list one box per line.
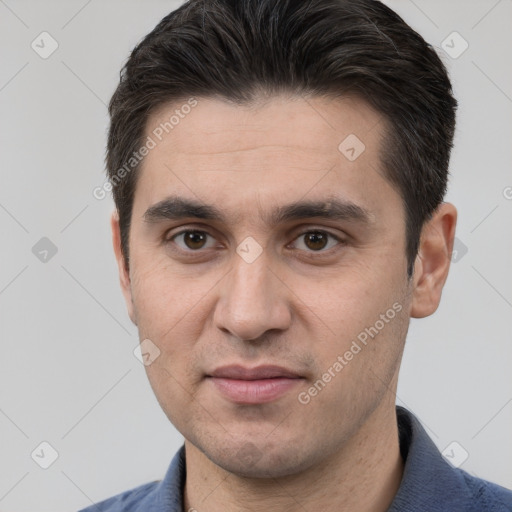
left=119, top=94, right=414, bottom=477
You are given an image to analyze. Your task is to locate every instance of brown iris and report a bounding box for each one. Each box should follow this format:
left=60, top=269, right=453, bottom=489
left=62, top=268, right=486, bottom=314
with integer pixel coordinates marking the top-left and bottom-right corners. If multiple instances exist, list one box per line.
left=304, top=232, right=328, bottom=251
left=183, top=231, right=207, bottom=250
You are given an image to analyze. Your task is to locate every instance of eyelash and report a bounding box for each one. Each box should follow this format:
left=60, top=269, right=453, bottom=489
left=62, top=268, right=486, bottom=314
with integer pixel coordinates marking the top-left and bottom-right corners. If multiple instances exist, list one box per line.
left=165, top=228, right=345, bottom=258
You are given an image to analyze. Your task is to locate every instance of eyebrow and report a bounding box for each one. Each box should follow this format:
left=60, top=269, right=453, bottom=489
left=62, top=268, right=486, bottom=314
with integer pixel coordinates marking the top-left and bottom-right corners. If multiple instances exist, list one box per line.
left=143, top=195, right=372, bottom=226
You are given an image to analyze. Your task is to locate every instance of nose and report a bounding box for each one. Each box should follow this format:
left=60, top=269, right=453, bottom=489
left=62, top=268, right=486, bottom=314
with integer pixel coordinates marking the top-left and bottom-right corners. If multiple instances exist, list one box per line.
left=213, top=251, right=292, bottom=342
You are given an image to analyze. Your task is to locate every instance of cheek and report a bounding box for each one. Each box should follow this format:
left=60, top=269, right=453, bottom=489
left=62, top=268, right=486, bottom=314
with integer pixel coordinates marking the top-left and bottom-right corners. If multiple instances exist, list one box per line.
left=301, top=301, right=408, bottom=435
left=133, top=265, right=209, bottom=426
left=130, top=254, right=205, bottom=335
left=304, top=264, right=408, bottom=389
left=129, top=266, right=199, bottom=389
left=315, top=265, right=402, bottom=336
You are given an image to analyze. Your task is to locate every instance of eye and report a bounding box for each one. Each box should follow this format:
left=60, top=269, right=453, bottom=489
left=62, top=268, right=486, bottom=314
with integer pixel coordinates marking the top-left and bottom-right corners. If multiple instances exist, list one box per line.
left=290, top=230, right=342, bottom=252
left=169, top=230, right=217, bottom=251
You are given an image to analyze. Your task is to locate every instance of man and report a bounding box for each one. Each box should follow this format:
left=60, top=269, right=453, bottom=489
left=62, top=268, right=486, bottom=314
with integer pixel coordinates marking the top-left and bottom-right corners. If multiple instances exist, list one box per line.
left=81, top=0, right=512, bottom=510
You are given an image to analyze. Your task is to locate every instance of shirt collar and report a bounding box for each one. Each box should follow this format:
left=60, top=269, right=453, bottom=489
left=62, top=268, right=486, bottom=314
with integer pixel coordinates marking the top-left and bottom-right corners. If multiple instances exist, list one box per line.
left=388, top=406, right=473, bottom=511
left=154, top=406, right=471, bottom=511
left=152, top=443, right=186, bottom=511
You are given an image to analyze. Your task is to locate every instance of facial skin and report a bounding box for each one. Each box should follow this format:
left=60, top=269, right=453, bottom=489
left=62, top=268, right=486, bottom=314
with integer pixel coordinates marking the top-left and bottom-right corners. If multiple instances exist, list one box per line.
left=112, top=94, right=457, bottom=512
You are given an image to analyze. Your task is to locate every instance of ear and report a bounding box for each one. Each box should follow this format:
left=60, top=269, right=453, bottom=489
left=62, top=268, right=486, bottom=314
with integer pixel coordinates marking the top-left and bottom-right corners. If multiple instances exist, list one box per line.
left=410, top=202, right=457, bottom=318
left=111, top=210, right=137, bottom=325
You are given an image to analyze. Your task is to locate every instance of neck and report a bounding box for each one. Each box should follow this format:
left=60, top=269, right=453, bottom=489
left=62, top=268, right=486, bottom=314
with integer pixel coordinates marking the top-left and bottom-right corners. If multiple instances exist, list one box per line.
left=183, top=402, right=404, bottom=512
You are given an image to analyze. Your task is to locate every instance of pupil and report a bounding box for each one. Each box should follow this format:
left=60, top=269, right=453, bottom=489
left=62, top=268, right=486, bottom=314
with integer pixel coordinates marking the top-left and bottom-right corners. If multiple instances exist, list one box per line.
left=185, top=231, right=206, bottom=249
left=306, top=232, right=327, bottom=250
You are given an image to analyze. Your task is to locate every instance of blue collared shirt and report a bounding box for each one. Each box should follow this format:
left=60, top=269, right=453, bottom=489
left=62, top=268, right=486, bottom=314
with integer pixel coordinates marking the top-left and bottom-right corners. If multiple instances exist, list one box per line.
left=79, top=407, right=512, bottom=511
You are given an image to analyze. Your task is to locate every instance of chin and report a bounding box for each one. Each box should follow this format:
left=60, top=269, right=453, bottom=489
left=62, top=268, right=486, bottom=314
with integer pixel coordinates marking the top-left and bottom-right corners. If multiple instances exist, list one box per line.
left=202, top=438, right=316, bottom=479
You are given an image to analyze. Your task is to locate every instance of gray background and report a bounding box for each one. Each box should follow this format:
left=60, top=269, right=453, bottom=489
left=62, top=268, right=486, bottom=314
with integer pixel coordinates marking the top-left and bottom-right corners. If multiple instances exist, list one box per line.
left=0, top=1, right=511, bottom=510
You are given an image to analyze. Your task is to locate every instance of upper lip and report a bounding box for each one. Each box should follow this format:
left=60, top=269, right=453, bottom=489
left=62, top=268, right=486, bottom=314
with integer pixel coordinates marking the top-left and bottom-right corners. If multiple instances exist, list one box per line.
left=208, top=365, right=302, bottom=380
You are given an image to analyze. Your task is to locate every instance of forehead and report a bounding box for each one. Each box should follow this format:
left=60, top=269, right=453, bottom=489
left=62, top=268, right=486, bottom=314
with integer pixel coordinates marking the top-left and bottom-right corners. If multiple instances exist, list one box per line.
left=146, top=94, right=382, bottom=165
left=133, top=94, right=400, bottom=224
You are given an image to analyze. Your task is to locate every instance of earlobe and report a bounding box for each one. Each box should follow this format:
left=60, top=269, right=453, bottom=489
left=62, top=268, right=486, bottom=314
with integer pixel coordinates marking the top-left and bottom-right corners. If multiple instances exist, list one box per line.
left=111, top=211, right=137, bottom=325
left=410, top=203, right=457, bottom=319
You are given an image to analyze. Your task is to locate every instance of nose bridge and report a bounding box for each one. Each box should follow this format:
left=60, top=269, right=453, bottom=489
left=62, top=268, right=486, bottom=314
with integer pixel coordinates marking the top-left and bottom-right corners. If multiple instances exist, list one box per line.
left=231, top=253, right=271, bottom=304
left=214, top=250, right=290, bottom=341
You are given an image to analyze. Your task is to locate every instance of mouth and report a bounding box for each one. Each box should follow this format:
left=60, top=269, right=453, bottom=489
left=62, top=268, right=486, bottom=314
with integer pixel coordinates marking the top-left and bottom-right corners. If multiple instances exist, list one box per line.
left=206, top=365, right=304, bottom=404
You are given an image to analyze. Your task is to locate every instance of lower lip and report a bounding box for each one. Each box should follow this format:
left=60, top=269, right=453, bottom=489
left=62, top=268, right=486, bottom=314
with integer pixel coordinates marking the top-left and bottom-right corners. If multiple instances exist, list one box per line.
left=208, top=377, right=302, bottom=404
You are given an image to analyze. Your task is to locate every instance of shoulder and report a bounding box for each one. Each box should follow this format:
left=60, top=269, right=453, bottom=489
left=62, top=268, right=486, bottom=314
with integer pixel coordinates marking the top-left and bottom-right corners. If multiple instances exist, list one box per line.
left=77, top=445, right=186, bottom=511
left=391, top=407, right=512, bottom=512
left=77, top=480, right=160, bottom=512
left=460, top=471, right=512, bottom=512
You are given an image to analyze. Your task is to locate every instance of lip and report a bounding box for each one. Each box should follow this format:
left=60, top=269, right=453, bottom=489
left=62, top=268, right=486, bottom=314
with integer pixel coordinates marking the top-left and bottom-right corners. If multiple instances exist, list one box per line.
left=207, top=365, right=303, bottom=404
left=208, top=364, right=302, bottom=380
